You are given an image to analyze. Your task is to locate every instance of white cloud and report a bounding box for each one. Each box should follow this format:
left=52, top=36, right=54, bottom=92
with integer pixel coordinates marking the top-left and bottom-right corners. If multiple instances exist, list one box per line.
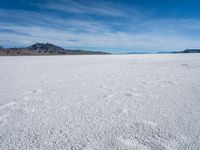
left=40, top=0, right=129, bottom=17
left=1, top=22, right=200, bottom=52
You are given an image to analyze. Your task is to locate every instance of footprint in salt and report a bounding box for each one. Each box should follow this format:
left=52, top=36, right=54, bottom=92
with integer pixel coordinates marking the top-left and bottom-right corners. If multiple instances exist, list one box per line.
left=125, top=88, right=139, bottom=98
left=23, top=96, right=29, bottom=101
left=164, top=81, right=175, bottom=86
left=0, top=114, right=9, bottom=127
left=122, top=108, right=130, bottom=114
left=125, top=91, right=142, bottom=98
left=125, top=93, right=134, bottom=97
left=142, top=120, right=158, bottom=127
left=22, top=108, right=36, bottom=114
left=115, top=101, right=121, bottom=105
left=118, top=136, right=148, bottom=149
left=32, top=89, right=43, bottom=94
left=43, top=78, right=52, bottom=83
left=104, top=94, right=114, bottom=102
left=100, top=85, right=107, bottom=89
left=100, top=85, right=112, bottom=92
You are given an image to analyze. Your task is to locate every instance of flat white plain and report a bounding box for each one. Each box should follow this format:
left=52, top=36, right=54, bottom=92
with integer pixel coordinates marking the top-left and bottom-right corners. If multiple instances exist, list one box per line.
left=0, top=54, right=200, bottom=150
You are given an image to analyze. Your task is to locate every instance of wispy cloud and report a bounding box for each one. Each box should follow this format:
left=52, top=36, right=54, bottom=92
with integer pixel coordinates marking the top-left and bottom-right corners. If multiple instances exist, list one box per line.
left=39, top=0, right=129, bottom=17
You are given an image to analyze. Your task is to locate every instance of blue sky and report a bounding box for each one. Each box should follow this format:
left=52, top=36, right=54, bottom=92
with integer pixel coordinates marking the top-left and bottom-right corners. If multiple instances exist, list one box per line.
left=0, top=0, right=200, bottom=53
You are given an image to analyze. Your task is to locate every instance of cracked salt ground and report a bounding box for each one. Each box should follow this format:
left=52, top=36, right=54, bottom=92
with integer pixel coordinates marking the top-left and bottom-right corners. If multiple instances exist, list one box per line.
left=0, top=54, right=200, bottom=149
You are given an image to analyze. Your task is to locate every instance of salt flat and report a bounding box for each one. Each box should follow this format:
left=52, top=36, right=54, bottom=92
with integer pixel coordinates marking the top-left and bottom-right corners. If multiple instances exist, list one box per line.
left=0, top=54, right=200, bottom=150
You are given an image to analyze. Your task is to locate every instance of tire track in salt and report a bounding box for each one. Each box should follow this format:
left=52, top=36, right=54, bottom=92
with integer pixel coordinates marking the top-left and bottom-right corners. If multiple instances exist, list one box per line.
left=0, top=101, right=17, bottom=127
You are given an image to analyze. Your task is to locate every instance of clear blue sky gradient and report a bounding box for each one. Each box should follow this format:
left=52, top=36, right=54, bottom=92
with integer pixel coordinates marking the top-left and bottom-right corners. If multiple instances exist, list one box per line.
left=1, top=0, right=200, bottom=53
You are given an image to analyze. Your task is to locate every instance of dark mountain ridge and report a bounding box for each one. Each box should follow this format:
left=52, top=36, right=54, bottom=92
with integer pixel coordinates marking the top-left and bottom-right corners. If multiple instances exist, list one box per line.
left=174, top=49, right=200, bottom=53
left=0, top=43, right=110, bottom=55
left=27, top=43, right=65, bottom=52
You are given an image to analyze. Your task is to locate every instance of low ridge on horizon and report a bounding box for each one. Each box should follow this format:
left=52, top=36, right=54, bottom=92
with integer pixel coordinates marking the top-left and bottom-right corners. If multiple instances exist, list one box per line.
left=1, top=42, right=200, bottom=56
left=0, top=43, right=110, bottom=56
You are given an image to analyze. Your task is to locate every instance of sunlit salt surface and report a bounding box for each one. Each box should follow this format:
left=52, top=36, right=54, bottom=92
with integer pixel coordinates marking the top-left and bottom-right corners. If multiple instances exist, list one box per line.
left=0, top=54, right=200, bottom=149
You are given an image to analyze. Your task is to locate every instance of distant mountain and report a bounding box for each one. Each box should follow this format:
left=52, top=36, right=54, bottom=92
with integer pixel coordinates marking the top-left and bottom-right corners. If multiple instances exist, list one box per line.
left=27, top=43, right=65, bottom=52
left=0, top=45, right=3, bottom=49
left=174, top=49, right=200, bottom=53
left=0, top=43, right=110, bottom=56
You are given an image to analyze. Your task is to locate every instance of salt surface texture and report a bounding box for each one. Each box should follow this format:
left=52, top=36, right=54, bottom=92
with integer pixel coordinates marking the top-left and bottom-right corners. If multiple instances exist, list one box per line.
left=0, top=54, right=200, bottom=149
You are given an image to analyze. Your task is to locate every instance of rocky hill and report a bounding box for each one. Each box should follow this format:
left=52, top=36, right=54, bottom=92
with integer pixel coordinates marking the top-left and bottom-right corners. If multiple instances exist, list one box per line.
left=0, top=43, right=110, bottom=56
left=27, top=43, right=65, bottom=52
left=174, top=49, right=200, bottom=53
